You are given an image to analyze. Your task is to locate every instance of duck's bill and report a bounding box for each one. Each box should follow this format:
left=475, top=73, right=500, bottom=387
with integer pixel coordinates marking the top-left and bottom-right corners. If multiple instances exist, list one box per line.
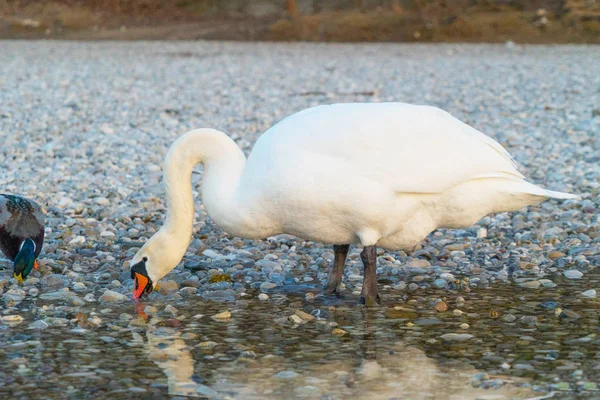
left=132, top=272, right=152, bottom=300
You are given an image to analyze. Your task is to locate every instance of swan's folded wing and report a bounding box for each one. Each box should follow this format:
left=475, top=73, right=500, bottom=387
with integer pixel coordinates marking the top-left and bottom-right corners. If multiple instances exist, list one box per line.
left=287, top=103, right=524, bottom=194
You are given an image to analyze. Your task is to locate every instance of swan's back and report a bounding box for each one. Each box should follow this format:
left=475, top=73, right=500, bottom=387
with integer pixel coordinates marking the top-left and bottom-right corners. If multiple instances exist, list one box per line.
left=250, top=102, right=523, bottom=194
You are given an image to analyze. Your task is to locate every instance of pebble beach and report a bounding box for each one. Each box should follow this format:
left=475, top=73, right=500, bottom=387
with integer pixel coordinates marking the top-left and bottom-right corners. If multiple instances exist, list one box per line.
left=0, top=41, right=599, bottom=398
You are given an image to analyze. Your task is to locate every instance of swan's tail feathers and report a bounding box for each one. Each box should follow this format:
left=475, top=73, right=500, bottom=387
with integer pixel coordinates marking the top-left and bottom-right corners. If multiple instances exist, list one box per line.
left=521, top=182, right=581, bottom=201
left=540, top=189, right=581, bottom=201
left=472, top=174, right=581, bottom=201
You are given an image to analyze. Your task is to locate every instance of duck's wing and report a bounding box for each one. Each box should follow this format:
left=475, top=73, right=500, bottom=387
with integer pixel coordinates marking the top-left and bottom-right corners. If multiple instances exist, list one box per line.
left=0, top=195, right=46, bottom=257
left=268, top=103, right=524, bottom=194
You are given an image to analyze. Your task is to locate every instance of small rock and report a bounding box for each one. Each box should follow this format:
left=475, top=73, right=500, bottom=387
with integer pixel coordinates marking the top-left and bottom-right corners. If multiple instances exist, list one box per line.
left=502, top=314, right=517, bottom=323
left=164, top=305, right=178, bottom=316
left=434, top=301, right=448, bottom=312
left=332, top=328, right=347, bottom=336
left=2, top=315, right=24, bottom=325
left=556, top=308, right=580, bottom=320
left=181, top=279, right=201, bottom=288
left=68, top=236, right=86, bottom=246
left=260, top=282, right=277, bottom=292
left=434, top=279, right=447, bottom=288
left=198, top=341, right=218, bottom=349
left=157, top=281, right=179, bottom=295
left=440, top=333, right=473, bottom=342
left=39, top=291, right=84, bottom=306
left=40, top=274, right=69, bottom=291
left=258, top=293, right=269, bottom=301
left=540, top=301, right=559, bottom=309
left=3, top=288, right=26, bottom=305
left=407, top=259, right=430, bottom=268
left=460, top=323, right=470, bottom=329
left=84, top=293, right=95, bottom=303
left=28, top=320, right=49, bottom=330
left=212, top=311, right=231, bottom=321
left=23, top=277, right=39, bottom=286
left=88, top=316, right=102, bottom=327
left=288, top=314, right=304, bottom=324
left=274, top=371, right=299, bottom=380
left=582, top=289, right=597, bottom=298
left=202, top=249, right=220, bottom=259
left=295, top=310, right=315, bottom=322
left=520, top=280, right=541, bottom=289
left=521, top=316, right=538, bottom=325
left=455, top=296, right=465, bottom=307
left=548, top=251, right=566, bottom=260
left=99, top=290, right=127, bottom=303
left=453, top=309, right=463, bottom=316
left=440, top=272, right=455, bottom=282
left=93, top=197, right=110, bottom=206
left=564, top=270, right=583, bottom=279
left=539, top=279, right=557, bottom=288
left=144, top=306, right=158, bottom=315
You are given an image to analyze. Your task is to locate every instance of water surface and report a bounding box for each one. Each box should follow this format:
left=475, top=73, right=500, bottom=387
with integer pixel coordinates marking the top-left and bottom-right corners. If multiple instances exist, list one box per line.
left=2, top=271, right=599, bottom=399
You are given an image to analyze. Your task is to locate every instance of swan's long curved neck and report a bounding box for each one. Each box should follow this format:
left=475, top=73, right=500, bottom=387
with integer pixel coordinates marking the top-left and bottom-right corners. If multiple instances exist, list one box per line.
left=162, top=129, right=246, bottom=246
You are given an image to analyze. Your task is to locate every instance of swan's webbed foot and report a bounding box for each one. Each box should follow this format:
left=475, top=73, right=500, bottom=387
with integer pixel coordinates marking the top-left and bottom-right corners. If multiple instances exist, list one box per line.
left=360, top=245, right=380, bottom=307
left=323, top=244, right=349, bottom=296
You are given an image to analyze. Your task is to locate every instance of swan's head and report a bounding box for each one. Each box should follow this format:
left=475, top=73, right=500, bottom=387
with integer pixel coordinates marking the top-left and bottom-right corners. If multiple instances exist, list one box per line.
left=130, top=253, right=154, bottom=300
left=130, top=230, right=184, bottom=300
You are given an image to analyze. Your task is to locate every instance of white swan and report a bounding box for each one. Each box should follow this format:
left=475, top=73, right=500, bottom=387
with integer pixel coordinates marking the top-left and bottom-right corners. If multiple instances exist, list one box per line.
left=129, top=102, right=579, bottom=304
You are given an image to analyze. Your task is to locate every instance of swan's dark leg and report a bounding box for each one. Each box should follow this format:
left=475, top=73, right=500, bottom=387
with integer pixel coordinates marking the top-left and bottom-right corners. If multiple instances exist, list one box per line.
left=324, top=244, right=349, bottom=295
left=360, top=246, right=381, bottom=306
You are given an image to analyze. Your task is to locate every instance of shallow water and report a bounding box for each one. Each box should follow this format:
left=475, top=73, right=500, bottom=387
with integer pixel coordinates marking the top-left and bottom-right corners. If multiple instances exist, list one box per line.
left=2, top=271, right=600, bottom=399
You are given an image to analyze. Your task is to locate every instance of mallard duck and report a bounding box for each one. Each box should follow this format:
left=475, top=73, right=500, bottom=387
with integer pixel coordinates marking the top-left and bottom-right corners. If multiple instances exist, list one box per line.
left=0, top=194, right=45, bottom=282
left=129, top=102, right=579, bottom=304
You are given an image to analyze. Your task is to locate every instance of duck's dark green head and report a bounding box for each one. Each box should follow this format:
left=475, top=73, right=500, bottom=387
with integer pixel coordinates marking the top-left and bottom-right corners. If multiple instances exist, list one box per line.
left=13, top=239, right=37, bottom=283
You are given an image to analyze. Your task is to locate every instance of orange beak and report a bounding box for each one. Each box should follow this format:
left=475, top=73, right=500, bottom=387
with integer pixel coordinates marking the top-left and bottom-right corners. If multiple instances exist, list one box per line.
left=34, top=260, right=40, bottom=270
left=132, top=272, right=150, bottom=300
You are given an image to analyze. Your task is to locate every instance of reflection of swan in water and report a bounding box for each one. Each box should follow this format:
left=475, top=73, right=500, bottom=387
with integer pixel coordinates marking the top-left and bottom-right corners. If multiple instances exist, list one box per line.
left=131, top=308, right=536, bottom=399
left=132, top=323, right=200, bottom=398
left=134, top=323, right=536, bottom=400
left=206, top=342, right=535, bottom=400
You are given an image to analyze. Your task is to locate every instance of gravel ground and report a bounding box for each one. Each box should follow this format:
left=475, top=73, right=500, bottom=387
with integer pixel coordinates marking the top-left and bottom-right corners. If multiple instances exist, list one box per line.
left=0, top=41, right=599, bottom=398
